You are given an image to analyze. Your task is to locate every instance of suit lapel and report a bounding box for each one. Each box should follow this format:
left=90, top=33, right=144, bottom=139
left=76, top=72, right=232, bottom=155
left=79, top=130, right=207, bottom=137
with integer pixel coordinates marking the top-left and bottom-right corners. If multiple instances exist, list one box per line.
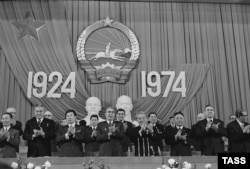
left=233, top=120, right=243, bottom=133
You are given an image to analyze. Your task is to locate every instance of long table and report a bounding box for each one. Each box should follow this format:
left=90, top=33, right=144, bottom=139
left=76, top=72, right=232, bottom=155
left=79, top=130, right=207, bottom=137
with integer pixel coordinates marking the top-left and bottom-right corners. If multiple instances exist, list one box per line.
left=0, top=156, right=217, bottom=169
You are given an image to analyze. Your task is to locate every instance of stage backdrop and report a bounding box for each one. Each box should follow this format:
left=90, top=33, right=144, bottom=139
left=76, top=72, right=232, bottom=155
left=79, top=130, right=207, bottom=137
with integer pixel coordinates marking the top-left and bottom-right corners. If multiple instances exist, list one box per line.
left=1, top=0, right=250, bottom=127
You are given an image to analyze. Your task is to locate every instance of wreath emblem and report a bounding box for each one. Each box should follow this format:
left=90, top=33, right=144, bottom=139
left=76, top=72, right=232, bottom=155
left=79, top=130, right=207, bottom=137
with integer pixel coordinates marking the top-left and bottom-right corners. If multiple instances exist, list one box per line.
left=76, top=17, right=140, bottom=83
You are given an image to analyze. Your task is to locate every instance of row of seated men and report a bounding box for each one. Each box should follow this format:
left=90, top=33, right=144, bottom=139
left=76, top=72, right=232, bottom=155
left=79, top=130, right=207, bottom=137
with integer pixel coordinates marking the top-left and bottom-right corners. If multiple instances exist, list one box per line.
left=0, top=104, right=250, bottom=158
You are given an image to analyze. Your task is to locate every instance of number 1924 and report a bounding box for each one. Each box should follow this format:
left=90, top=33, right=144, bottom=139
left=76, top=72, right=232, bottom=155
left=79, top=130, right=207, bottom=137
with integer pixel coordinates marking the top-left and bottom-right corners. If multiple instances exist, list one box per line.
left=26, top=72, right=76, bottom=98
left=141, top=71, right=186, bottom=97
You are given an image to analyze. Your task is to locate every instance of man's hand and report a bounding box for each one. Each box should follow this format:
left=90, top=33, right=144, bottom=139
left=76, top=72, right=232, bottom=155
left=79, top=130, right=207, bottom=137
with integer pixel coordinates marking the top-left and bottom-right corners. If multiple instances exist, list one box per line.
left=146, top=124, right=154, bottom=134
left=123, top=122, right=128, bottom=131
left=206, top=121, right=213, bottom=130
left=175, top=129, right=182, bottom=140
left=211, top=123, right=220, bottom=132
left=91, top=130, right=97, bottom=137
left=109, top=125, right=116, bottom=133
left=243, top=125, right=250, bottom=133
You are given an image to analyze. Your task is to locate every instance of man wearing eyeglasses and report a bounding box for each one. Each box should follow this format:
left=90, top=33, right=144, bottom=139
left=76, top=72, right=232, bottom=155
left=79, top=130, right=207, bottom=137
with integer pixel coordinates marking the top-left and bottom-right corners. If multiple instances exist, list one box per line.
left=195, top=105, right=226, bottom=156
left=227, top=109, right=250, bottom=152
left=96, top=107, right=124, bottom=156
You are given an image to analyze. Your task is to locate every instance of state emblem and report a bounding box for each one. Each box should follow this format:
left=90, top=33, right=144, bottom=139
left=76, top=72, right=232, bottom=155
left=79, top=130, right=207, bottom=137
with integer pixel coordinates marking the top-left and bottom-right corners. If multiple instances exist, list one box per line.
left=76, top=17, right=140, bottom=83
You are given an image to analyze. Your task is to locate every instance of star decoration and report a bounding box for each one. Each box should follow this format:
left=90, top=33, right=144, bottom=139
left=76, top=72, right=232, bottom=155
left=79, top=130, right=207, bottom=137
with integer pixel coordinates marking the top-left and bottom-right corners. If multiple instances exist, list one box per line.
left=103, top=16, right=114, bottom=27
left=13, top=12, right=45, bottom=41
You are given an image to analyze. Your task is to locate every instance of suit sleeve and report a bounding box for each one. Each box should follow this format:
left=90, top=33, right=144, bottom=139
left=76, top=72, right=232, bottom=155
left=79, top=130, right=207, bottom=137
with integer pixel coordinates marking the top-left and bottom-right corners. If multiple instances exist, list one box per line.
left=56, top=126, right=67, bottom=143
left=227, top=123, right=246, bottom=142
left=23, top=121, right=33, bottom=141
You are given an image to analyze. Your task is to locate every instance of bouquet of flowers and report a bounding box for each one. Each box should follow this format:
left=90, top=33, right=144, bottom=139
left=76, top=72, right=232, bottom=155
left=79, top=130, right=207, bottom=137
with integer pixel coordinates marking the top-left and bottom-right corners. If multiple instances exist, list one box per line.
left=156, top=158, right=212, bottom=169
left=82, top=158, right=110, bottom=169
left=11, top=160, right=51, bottom=169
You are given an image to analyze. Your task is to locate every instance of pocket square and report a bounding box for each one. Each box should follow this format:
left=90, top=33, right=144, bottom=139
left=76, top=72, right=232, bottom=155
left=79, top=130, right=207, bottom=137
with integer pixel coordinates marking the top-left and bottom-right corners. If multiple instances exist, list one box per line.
left=76, top=130, right=81, bottom=133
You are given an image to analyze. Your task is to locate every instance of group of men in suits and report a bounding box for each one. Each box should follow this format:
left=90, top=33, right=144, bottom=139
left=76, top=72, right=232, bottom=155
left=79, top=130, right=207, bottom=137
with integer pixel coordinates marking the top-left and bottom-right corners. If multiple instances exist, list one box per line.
left=1, top=104, right=250, bottom=157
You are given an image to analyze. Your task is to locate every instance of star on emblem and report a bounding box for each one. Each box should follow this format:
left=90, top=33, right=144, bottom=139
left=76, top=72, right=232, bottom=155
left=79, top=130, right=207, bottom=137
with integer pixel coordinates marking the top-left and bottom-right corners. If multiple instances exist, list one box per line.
left=103, top=16, right=114, bottom=27
left=13, top=12, right=45, bottom=41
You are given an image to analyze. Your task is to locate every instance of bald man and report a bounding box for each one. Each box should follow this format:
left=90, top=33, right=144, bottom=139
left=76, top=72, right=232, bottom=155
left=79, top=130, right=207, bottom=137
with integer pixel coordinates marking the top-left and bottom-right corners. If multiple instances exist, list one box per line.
left=83, top=97, right=105, bottom=126
left=116, top=95, right=133, bottom=122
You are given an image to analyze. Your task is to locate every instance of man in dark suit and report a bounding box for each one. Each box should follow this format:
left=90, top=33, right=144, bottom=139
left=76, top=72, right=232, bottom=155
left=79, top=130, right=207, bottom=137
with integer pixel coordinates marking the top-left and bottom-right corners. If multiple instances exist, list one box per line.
left=148, top=112, right=164, bottom=156
left=85, top=114, right=99, bottom=156
left=23, top=104, right=55, bottom=157
left=191, top=113, right=205, bottom=151
left=168, top=112, right=192, bottom=156
left=196, top=105, right=226, bottom=156
left=57, top=109, right=85, bottom=157
left=0, top=107, right=23, bottom=153
left=6, top=107, right=23, bottom=137
left=0, top=113, right=20, bottom=158
left=227, top=109, right=250, bottom=152
left=165, top=116, right=175, bottom=145
left=116, top=108, right=133, bottom=156
left=96, top=107, right=124, bottom=156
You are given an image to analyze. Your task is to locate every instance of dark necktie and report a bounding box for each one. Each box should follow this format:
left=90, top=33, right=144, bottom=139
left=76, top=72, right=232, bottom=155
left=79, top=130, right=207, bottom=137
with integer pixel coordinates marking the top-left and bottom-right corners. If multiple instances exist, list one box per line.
left=37, top=119, right=41, bottom=127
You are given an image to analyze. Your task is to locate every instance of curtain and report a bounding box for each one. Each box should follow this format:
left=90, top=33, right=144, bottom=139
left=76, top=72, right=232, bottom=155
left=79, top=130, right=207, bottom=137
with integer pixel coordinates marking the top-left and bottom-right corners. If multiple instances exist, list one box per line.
left=1, top=0, right=250, bottom=126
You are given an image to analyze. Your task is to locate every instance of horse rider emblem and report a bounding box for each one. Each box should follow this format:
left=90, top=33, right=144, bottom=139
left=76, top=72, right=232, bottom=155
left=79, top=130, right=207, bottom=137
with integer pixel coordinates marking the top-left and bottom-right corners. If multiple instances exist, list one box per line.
left=76, top=16, right=140, bottom=83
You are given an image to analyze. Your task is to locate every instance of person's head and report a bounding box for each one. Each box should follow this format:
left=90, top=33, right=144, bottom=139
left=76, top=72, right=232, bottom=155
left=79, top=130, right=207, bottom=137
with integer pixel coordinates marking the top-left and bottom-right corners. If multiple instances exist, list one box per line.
left=169, top=116, right=175, bottom=126
left=90, top=114, right=99, bottom=127
left=105, top=107, right=115, bottom=121
left=174, top=112, right=184, bottom=126
left=204, top=105, right=215, bottom=118
left=235, top=109, right=248, bottom=123
left=229, top=114, right=236, bottom=121
left=65, top=109, right=77, bottom=124
left=148, top=112, right=158, bottom=124
left=136, top=111, right=147, bottom=125
left=44, top=111, right=53, bottom=120
left=197, top=113, right=205, bottom=122
left=116, top=108, right=126, bottom=121
left=116, top=95, right=133, bottom=113
left=34, top=104, right=45, bottom=119
left=60, top=118, right=67, bottom=126
left=85, top=97, right=102, bottom=115
left=6, top=107, right=16, bottom=119
left=1, top=113, right=12, bottom=127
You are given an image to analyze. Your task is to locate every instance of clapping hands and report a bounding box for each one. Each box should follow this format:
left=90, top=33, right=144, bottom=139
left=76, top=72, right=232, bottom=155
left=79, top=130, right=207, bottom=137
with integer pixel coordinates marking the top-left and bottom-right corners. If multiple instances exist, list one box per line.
left=33, top=128, right=45, bottom=138
left=243, top=125, right=250, bottom=133
left=211, top=123, right=220, bottom=132
left=0, top=129, right=10, bottom=140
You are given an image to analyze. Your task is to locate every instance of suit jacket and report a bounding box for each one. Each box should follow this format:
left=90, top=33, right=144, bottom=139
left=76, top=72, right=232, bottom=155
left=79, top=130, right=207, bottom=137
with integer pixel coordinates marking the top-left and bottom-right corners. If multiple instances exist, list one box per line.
left=151, top=123, right=164, bottom=154
left=23, top=117, right=55, bottom=157
left=56, top=124, right=85, bottom=157
left=164, top=124, right=175, bottom=145
left=96, top=121, right=124, bottom=156
left=191, top=123, right=202, bottom=151
left=227, top=120, right=250, bottom=152
left=0, top=127, right=20, bottom=158
left=169, top=126, right=192, bottom=156
left=196, top=118, right=226, bottom=155
left=120, top=120, right=133, bottom=153
left=85, top=126, right=99, bottom=155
